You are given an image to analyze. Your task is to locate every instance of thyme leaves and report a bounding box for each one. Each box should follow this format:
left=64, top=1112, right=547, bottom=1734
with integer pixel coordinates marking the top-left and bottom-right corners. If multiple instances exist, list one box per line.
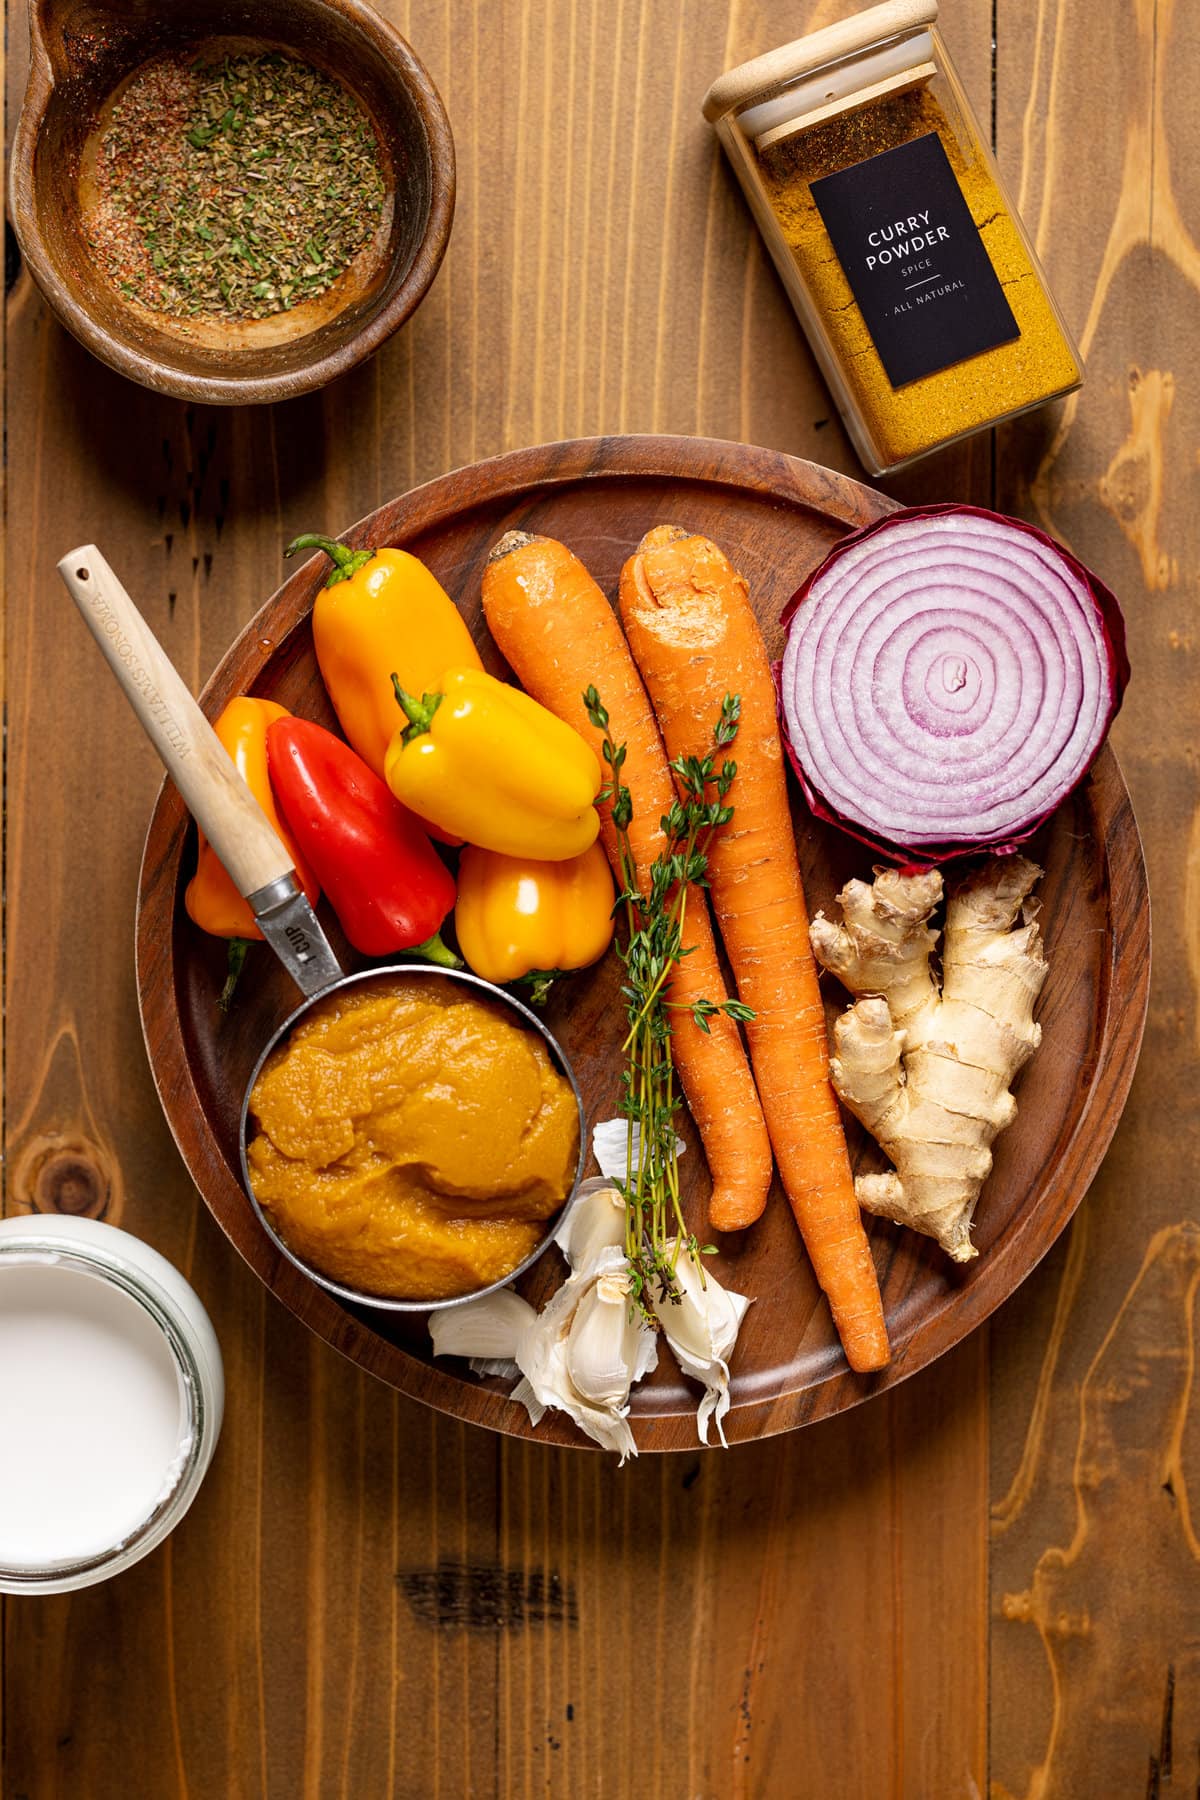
left=583, top=686, right=751, bottom=1312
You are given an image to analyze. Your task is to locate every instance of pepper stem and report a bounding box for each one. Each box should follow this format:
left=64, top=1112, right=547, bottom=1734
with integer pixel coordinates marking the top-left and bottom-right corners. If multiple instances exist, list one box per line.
left=522, top=969, right=561, bottom=1007
left=391, top=674, right=444, bottom=743
left=218, top=938, right=250, bottom=1013
left=408, top=931, right=462, bottom=970
left=285, top=533, right=375, bottom=588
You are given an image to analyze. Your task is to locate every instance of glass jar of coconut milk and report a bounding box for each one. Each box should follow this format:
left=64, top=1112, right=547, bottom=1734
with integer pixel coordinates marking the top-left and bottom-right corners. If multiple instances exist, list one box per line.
left=0, top=1215, right=224, bottom=1594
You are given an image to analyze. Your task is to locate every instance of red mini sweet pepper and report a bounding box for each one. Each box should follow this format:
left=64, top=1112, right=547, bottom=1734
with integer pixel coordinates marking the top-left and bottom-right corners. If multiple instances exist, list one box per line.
left=266, top=717, right=459, bottom=964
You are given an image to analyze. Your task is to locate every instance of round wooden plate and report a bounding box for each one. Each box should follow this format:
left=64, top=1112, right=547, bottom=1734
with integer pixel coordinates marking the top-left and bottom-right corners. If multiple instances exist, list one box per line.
left=136, top=435, right=1150, bottom=1448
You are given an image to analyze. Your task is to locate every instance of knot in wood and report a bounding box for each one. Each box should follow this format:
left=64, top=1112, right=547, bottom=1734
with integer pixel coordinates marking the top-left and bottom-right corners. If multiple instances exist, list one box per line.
left=14, top=1137, right=114, bottom=1220
left=41, top=1153, right=107, bottom=1216
left=1001, top=1590, right=1033, bottom=1623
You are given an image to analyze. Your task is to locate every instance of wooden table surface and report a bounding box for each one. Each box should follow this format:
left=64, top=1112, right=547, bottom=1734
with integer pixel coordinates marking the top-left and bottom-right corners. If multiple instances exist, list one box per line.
left=3, top=2, right=1195, bottom=1794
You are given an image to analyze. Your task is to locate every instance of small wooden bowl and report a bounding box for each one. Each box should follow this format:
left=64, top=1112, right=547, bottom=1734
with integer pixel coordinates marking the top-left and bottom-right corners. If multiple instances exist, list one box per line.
left=10, top=0, right=455, bottom=404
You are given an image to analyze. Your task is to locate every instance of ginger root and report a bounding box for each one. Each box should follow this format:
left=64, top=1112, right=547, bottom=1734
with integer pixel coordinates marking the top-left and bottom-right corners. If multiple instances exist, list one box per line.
left=809, top=857, right=1048, bottom=1262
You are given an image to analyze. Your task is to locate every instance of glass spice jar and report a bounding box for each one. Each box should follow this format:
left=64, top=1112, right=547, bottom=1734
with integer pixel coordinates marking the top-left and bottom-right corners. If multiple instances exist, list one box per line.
left=702, top=0, right=1082, bottom=475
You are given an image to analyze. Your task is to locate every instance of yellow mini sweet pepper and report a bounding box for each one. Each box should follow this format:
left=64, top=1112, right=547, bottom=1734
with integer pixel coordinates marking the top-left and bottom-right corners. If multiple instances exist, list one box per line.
left=384, top=670, right=602, bottom=860
left=287, top=532, right=483, bottom=780
left=455, top=842, right=615, bottom=989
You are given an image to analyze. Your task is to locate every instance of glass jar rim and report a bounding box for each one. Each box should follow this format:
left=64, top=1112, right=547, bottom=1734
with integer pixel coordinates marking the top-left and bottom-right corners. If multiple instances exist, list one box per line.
left=0, top=1232, right=211, bottom=1589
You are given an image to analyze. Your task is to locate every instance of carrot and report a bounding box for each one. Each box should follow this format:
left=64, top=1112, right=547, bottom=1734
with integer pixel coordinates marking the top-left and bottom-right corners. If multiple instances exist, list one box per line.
left=618, top=525, right=890, bottom=1373
left=482, top=530, right=773, bottom=1232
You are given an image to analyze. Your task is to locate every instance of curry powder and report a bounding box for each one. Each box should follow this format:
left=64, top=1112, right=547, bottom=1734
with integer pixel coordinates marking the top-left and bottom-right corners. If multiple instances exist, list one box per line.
left=755, top=86, right=1080, bottom=466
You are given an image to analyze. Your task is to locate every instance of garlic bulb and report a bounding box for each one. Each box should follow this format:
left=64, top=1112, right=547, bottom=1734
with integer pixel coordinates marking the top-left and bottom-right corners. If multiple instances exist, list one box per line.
left=427, top=1172, right=753, bottom=1457
left=514, top=1246, right=657, bottom=1463
left=555, top=1178, right=627, bottom=1272
left=652, top=1245, right=752, bottom=1447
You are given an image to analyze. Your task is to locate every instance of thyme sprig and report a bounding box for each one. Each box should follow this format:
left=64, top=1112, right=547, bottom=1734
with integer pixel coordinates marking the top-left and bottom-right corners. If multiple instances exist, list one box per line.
left=583, top=686, right=752, bottom=1313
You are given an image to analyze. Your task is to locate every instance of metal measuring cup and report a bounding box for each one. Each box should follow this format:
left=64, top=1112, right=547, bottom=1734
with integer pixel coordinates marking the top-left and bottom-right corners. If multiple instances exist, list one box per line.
left=59, top=546, right=586, bottom=1313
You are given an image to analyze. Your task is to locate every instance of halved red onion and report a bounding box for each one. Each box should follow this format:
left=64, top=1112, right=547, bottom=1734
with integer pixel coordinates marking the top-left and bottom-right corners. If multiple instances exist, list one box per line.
left=779, top=505, right=1129, bottom=862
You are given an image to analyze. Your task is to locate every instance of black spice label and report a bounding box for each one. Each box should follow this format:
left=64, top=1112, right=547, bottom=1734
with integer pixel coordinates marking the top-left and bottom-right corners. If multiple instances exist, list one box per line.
left=809, top=131, right=1019, bottom=388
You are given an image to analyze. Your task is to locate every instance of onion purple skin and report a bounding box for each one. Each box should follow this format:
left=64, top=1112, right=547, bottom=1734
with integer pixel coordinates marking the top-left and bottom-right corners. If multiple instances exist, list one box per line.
left=777, top=503, right=1131, bottom=867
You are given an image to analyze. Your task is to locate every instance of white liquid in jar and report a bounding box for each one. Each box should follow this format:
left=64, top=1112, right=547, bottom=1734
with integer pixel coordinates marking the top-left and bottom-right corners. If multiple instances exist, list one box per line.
left=0, top=1261, right=191, bottom=1569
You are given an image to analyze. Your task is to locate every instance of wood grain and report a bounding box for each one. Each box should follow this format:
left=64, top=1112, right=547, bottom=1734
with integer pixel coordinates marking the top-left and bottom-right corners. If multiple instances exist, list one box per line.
left=0, top=0, right=1178, bottom=1793
left=987, top=0, right=1200, bottom=1792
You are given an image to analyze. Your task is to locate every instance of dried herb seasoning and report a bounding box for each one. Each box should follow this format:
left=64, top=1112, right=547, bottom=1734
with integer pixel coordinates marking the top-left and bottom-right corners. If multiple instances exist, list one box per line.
left=89, top=51, right=385, bottom=323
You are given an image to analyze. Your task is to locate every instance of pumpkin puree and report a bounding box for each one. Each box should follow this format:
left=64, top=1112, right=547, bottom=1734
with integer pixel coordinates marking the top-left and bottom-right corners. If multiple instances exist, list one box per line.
left=246, top=977, right=579, bottom=1300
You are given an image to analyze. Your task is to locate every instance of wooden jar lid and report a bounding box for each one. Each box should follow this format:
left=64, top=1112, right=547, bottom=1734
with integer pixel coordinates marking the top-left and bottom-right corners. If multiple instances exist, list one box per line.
left=701, top=0, right=939, bottom=124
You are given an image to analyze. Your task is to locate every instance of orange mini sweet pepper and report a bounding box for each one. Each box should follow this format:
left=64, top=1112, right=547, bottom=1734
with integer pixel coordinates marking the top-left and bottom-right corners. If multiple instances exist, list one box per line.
left=185, top=696, right=320, bottom=956
left=287, top=532, right=483, bottom=781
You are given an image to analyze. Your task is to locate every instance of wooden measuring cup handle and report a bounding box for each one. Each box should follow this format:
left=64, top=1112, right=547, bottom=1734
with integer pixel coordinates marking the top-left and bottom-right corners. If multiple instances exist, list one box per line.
left=58, top=544, right=297, bottom=900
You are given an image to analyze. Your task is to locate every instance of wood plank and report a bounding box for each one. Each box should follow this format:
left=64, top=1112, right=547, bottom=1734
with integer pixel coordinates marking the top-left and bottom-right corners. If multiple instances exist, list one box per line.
left=989, top=0, right=1200, bottom=1792
left=3, top=3, right=995, bottom=1794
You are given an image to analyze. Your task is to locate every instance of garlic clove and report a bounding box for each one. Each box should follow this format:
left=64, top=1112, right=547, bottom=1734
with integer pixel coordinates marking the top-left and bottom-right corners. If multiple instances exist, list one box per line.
left=516, top=1247, right=656, bottom=1465
left=520, top=1320, right=637, bottom=1461
left=565, top=1267, right=652, bottom=1405
left=591, top=1117, right=634, bottom=1182
left=429, top=1288, right=537, bottom=1364
left=592, top=1117, right=685, bottom=1183
left=651, top=1245, right=751, bottom=1448
left=629, top=1307, right=660, bottom=1386
left=661, top=1254, right=749, bottom=1364
left=556, top=1178, right=627, bottom=1272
